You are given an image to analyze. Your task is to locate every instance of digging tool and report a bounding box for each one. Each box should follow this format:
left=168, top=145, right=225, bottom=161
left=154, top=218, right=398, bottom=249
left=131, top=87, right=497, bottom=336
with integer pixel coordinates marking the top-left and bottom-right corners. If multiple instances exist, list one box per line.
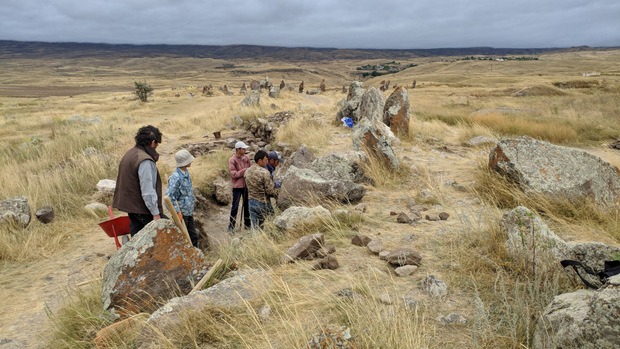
left=163, top=196, right=192, bottom=245
left=190, top=259, right=223, bottom=294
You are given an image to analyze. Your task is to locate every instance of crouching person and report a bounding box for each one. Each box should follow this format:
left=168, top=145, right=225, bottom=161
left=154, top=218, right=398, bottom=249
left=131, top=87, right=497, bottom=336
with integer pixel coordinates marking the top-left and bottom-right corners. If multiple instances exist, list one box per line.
left=165, top=150, right=200, bottom=247
left=244, top=150, right=279, bottom=229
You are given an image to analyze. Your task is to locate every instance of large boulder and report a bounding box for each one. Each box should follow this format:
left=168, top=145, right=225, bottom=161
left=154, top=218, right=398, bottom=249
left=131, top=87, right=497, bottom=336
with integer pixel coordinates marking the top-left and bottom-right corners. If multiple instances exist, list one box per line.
left=275, top=144, right=315, bottom=177
left=0, top=196, right=31, bottom=228
left=276, top=166, right=366, bottom=209
left=310, top=151, right=366, bottom=182
left=139, top=269, right=270, bottom=347
left=489, top=136, right=620, bottom=208
left=383, top=85, right=411, bottom=137
left=102, top=220, right=209, bottom=319
left=533, top=275, right=620, bottom=349
left=501, top=206, right=572, bottom=274
left=358, top=87, right=385, bottom=123
left=273, top=206, right=331, bottom=231
left=240, top=92, right=261, bottom=108
left=352, top=117, right=400, bottom=169
left=212, top=178, right=232, bottom=205
left=336, top=81, right=365, bottom=124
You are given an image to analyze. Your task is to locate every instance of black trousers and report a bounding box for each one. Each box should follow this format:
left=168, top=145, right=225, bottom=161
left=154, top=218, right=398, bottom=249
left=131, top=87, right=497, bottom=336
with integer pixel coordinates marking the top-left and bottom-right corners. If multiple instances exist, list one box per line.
left=182, top=215, right=199, bottom=247
left=229, top=187, right=251, bottom=230
left=128, top=212, right=168, bottom=237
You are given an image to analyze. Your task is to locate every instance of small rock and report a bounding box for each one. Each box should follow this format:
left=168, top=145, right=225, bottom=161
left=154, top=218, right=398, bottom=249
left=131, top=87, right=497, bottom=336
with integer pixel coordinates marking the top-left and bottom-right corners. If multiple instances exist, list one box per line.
left=397, top=212, right=411, bottom=223
left=420, top=275, right=448, bottom=297
left=439, top=212, right=450, bottom=220
left=335, top=288, right=364, bottom=302
left=408, top=211, right=423, bottom=221
left=367, top=239, right=383, bottom=254
left=425, top=214, right=440, bottom=221
left=315, top=244, right=336, bottom=258
left=96, top=179, right=116, bottom=194
left=351, top=233, right=371, bottom=247
left=406, top=198, right=417, bottom=209
left=378, top=293, right=393, bottom=305
left=379, top=250, right=390, bottom=260
left=438, top=313, right=467, bottom=324
left=354, top=203, right=367, bottom=213
left=258, top=305, right=271, bottom=322
left=409, top=205, right=429, bottom=212
left=394, top=265, right=418, bottom=277
left=419, top=189, right=434, bottom=198
left=35, top=206, right=55, bottom=224
left=389, top=211, right=398, bottom=216
left=85, top=202, right=108, bottom=213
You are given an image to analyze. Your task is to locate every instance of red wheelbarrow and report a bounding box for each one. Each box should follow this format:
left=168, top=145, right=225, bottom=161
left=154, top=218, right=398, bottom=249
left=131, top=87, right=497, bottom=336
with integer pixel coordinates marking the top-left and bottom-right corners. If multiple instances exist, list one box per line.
left=98, top=206, right=131, bottom=250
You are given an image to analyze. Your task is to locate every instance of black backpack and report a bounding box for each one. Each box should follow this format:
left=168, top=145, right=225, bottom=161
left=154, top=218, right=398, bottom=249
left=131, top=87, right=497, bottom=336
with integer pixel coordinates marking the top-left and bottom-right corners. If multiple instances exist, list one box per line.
left=561, top=260, right=620, bottom=289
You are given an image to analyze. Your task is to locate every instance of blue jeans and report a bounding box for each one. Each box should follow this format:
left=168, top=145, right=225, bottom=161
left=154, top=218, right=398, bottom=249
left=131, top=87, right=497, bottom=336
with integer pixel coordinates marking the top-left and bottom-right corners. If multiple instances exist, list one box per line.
left=249, top=199, right=273, bottom=229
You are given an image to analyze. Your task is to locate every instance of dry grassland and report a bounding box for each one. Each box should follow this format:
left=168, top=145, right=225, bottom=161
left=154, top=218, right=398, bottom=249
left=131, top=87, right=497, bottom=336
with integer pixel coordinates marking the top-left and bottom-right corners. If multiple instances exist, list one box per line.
left=1, top=48, right=619, bottom=348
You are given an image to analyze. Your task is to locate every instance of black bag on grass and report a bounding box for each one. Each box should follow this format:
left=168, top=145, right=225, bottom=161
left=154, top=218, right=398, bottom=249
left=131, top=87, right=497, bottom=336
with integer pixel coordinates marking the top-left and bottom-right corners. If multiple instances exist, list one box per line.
left=561, top=260, right=620, bottom=289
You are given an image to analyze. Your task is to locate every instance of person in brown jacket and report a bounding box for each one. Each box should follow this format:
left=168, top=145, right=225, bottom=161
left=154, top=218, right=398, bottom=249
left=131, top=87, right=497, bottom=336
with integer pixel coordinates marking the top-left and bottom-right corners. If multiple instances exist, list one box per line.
left=112, top=125, right=167, bottom=236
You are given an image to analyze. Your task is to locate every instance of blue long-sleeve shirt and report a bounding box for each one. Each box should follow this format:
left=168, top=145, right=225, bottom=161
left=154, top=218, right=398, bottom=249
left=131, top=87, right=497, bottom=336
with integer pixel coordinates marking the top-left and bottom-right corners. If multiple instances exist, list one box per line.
left=138, top=160, right=159, bottom=216
left=164, top=168, right=195, bottom=216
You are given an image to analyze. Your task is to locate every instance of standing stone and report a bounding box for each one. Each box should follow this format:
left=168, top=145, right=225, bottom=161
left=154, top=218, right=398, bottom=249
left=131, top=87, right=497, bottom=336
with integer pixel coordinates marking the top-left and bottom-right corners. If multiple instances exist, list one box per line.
left=379, top=80, right=386, bottom=92
left=489, top=136, right=620, bottom=208
left=383, top=85, right=410, bottom=137
left=352, top=117, right=400, bottom=169
left=239, top=82, right=247, bottom=94
left=412, top=80, right=417, bottom=88
left=342, top=85, right=347, bottom=93
left=336, top=81, right=365, bottom=124
left=102, top=220, right=209, bottom=319
left=284, top=83, right=296, bottom=92
left=0, top=196, right=31, bottom=228
left=385, top=80, right=391, bottom=90
left=279, top=80, right=285, bottom=90
left=359, top=87, right=386, bottom=123
left=222, top=85, right=230, bottom=95
left=268, top=86, right=280, bottom=98
left=35, top=206, right=55, bottom=224
left=240, top=92, right=261, bottom=108
left=250, top=80, right=260, bottom=91
left=319, top=79, right=326, bottom=92
left=298, top=81, right=304, bottom=93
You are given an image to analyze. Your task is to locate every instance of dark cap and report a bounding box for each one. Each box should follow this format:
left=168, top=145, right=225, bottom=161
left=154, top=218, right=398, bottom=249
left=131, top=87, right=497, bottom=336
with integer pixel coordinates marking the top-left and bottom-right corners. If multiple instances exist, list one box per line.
left=268, top=151, right=283, bottom=162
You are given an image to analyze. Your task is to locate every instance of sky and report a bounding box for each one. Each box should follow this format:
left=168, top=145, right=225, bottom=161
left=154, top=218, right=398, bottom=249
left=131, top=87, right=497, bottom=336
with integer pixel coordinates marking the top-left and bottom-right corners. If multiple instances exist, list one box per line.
left=1, top=0, right=619, bottom=49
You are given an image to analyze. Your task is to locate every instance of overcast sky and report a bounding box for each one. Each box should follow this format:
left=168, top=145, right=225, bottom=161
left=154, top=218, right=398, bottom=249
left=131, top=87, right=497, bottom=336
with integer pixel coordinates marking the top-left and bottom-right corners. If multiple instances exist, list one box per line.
left=1, top=0, right=618, bottom=49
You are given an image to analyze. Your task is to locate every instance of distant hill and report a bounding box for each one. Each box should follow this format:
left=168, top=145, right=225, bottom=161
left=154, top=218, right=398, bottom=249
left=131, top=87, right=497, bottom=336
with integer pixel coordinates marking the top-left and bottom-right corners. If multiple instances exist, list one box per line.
left=2, top=40, right=616, bottom=61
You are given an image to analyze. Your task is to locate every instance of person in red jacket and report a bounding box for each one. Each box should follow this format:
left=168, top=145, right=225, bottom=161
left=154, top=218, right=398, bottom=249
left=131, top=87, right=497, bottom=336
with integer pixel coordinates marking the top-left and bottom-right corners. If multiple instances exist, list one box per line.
left=228, top=141, right=251, bottom=232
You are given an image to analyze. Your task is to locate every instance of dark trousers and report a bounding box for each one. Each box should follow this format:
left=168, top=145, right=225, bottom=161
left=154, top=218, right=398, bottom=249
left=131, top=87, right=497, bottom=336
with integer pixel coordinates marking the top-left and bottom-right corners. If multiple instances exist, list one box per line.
left=128, top=212, right=168, bottom=237
left=229, top=187, right=250, bottom=230
left=249, top=199, right=274, bottom=229
left=182, top=215, right=199, bottom=247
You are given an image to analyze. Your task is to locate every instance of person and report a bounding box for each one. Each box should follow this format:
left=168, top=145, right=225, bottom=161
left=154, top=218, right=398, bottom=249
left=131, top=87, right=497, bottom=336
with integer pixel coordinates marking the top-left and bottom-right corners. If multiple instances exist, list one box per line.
left=165, top=149, right=199, bottom=247
left=245, top=150, right=279, bottom=229
left=113, top=125, right=167, bottom=237
left=228, top=141, right=251, bottom=232
left=265, top=151, right=283, bottom=178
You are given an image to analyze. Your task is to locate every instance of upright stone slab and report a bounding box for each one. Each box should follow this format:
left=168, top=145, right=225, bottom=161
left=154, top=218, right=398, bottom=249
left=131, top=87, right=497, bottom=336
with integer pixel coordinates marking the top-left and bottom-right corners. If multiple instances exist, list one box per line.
left=358, top=87, right=385, bottom=123
left=102, top=219, right=209, bottom=319
left=352, top=117, right=400, bottom=169
left=489, top=136, right=620, bottom=208
left=336, top=81, right=365, bottom=124
left=383, top=85, right=411, bottom=137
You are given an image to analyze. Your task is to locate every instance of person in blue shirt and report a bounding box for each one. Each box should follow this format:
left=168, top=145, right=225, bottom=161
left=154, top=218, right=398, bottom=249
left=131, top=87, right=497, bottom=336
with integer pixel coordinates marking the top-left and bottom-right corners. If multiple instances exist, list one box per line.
left=265, top=151, right=283, bottom=189
left=165, top=149, right=199, bottom=247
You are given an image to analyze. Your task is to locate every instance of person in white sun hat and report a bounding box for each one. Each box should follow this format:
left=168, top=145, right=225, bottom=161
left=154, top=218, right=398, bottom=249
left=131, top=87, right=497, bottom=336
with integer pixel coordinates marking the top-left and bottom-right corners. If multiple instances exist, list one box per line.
left=165, top=149, right=199, bottom=247
left=228, top=141, right=251, bottom=233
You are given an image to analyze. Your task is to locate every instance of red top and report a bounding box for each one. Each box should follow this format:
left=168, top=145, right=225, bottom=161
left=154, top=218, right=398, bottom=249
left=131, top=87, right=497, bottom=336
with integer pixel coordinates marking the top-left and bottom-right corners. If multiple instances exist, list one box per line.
left=228, top=154, right=251, bottom=188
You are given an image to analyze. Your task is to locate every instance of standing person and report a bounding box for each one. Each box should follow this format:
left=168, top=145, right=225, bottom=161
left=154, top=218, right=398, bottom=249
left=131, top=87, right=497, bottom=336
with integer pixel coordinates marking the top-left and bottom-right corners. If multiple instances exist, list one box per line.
left=228, top=141, right=251, bottom=232
left=265, top=151, right=283, bottom=179
left=245, top=150, right=279, bottom=229
left=113, top=125, right=167, bottom=237
left=165, top=149, right=199, bottom=247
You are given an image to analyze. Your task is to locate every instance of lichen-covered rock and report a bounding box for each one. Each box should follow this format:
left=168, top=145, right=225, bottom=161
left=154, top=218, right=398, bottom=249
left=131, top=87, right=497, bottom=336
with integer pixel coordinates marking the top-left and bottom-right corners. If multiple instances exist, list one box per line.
left=268, top=86, right=280, bottom=98
left=212, top=178, right=232, bottom=205
left=139, top=269, right=270, bottom=347
left=311, top=152, right=366, bottom=183
left=489, top=136, right=620, bottom=208
left=359, top=87, right=385, bottom=123
left=336, top=81, right=365, bottom=124
left=383, top=85, right=410, bottom=137
left=102, top=219, right=209, bottom=319
left=501, top=206, right=572, bottom=274
left=533, top=275, right=620, bottom=349
left=275, top=144, right=315, bottom=177
left=0, top=196, right=31, bottom=228
left=277, top=166, right=366, bottom=209
left=352, top=117, right=400, bottom=169
left=273, top=206, right=331, bottom=231
left=420, top=275, right=448, bottom=297
left=384, top=248, right=422, bottom=267
left=240, top=92, right=261, bottom=108
left=305, top=326, right=358, bottom=349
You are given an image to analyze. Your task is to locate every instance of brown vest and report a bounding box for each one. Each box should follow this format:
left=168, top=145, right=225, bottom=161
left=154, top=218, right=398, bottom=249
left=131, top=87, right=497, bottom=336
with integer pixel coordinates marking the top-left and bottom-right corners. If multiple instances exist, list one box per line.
left=112, top=146, right=163, bottom=215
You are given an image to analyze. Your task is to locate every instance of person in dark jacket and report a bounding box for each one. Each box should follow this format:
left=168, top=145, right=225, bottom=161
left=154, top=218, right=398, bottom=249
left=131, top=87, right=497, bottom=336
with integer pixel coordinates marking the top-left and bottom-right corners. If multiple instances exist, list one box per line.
left=112, top=125, right=167, bottom=236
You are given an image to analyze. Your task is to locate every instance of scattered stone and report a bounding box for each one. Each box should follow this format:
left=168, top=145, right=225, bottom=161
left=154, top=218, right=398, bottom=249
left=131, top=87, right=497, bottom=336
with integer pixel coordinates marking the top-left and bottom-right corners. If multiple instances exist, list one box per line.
left=240, top=92, right=261, bottom=108
left=408, top=211, right=423, bottom=221
left=438, top=313, right=467, bottom=325
left=258, top=304, right=271, bottom=322
left=102, top=220, right=209, bottom=319
left=397, top=212, right=411, bottom=223
left=406, top=198, right=417, bottom=209
left=213, top=178, right=232, bottom=205
left=319, top=79, right=327, bottom=92
left=276, top=144, right=316, bottom=176
left=379, top=250, right=390, bottom=260
left=533, top=275, right=620, bottom=349
left=394, top=265, right=418, bottom=277
left=273, top=206, right=331, bottom=231
left=224, top=138, right=237, bottom=148
left=409, top=205, right=429, bottom=212
left=35, top=206, right=55, bottom=224
left=610, top=138, right=620, bottom=150
left=378, top=293, right=393, bottom=304
left=354, top=203, right=367, bottom=213
left=315, top=244, right=336, bottom=258
left=425, top=213, right=440, bottom=221
left=335, top=288, right=364, bottom=302
left=351, top=233, right=372, bottom=247
left=281, top=233, right=325, bottom=263
left=419, top=189, right=433, bottom=198
left=439, top=212, right=450, bottom=220
left=313, top=255, right=340, bottom=270
left=305, top=326, right=357, bottom=349
left=268, top=86, right=280, bottom=98
left=96, top=179, right=116, bottom=194
left=0, top=196, right=31, bottom=228
left=389, top=211, right=398, bottom=216
left=383, top=85, right=410, bottom=137
left=367, top=239, right=383, bottom=255
left=420, top=275, right=448, bottom=297
left=489, top=136, right=620, bottom=208
left=385, top=249, right=422, bottom=267
left=85, top=202, right=108, bottom=213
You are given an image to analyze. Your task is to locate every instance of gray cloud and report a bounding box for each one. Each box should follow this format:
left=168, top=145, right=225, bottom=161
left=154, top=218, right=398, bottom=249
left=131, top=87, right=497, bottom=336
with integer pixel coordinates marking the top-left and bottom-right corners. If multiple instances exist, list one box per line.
left=1, top=0, right=618, bottom=48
